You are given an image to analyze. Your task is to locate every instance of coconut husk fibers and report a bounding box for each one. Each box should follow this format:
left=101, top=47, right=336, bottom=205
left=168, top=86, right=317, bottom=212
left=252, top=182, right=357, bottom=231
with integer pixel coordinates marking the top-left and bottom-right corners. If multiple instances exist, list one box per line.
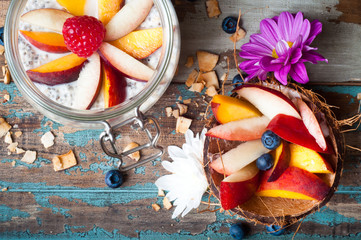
left=203, top=82, right=345, bottom=227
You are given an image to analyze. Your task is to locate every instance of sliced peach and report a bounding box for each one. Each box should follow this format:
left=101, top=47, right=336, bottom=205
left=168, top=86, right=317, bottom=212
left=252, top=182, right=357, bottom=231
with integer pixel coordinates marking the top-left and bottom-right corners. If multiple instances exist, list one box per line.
left=289, top=143, right=333, bottom=173
left=104, top=0, right=154, bottom=41
left=101, top=60, right=127, bottom=108
left=211, top=95, right=261, bottom=124
left=27, top=54, right=87, bottom=85
left=256, top=166, right=330, bottom=201
left=99, top=0, right=124, bottom=25
left=56, top=0, right=86, bottom=16
left=267, top=141, right=290, bottom=182
left=109, top=27, right=163, bottom=59
left=21, top=9, right=73, bottom=33
left=20, top=30, right=69, bottom=54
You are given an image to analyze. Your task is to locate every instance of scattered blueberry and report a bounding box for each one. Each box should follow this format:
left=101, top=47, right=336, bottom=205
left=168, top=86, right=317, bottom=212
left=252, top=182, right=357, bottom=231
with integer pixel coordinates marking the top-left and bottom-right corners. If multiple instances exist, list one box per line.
left=261, top=130, right=281, bottom=150
left=105, top=170, right=124, bottom=188
left=266, top=224, right=285, bottom=236
left=229, top=223, right=245, bottom=240
left=222, top=16, right=238, bottom=34
left=256, top=153, right=274, bottom=171
left=232, top=74, right=244, bottom=88
left=0, top=27, right=4, bottom=46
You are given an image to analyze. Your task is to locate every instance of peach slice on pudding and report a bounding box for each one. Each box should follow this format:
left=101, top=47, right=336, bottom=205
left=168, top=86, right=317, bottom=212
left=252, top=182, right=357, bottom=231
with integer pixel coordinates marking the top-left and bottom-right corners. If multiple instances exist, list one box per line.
left=99, top=42, right=154, bottom=82
left=109, top=27, right=163, bottom=59
left=21, top=9, right=73, bottom=33
left=56, top=0, right=87, bottom=16
left=220, top=162, right=260, bottom=210
left=99, top=0, right=125, bottom=25
left=20, top=30, right=69, bottom=54
left=104, top=0, right=154, bottom=41
left=289, top=143, right=333, bottom=173
left=101, top=60, right=127, bottom=108
left=26, top=54, right=87, bottom=85
left=211, top=95, right=261, bottom=124
left=256, top=166, right=330, bottom=201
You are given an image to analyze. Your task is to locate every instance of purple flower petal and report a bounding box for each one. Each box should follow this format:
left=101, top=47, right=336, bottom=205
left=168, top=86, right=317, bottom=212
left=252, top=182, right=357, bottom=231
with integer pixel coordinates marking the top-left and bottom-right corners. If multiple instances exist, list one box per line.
left=289, top=62, right=309, bottom=84
left=290, top=48, right=302, bottom=64
left=260, top=18, right=281, bottom=46
left=299, top=19, right=311, bottom=43
left=239, top=51, right=263, bottom=60
left=250, top=34, right=274, bottom=51
left=239, top=59, right=259, bottom=70
left=305, top=20, right=322, bottom=45
left=301, top=51, right=328, bottom=64
left=278, top=11, right=294, bottom=41
left=274, top=65, right=291, bottom=85
left=275, top=40, right=290, bottom=56
left=260, top=56, right=283, bottom=71
left=241, top=42, right=272, bottom=56
left=290, top=12, right=304, bottom=42
left=292, top=35, right=303, bottom=49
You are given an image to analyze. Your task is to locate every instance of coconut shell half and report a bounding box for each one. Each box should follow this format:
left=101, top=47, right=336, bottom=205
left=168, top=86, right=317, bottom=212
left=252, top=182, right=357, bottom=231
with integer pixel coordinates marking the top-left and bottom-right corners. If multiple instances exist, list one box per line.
left=203, top=83, right=344, bottom=226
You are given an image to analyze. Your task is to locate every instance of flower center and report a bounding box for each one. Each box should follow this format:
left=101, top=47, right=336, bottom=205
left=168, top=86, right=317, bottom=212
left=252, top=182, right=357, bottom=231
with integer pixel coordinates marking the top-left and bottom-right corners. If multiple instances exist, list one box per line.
left=272, top=41, right=293, bottom=59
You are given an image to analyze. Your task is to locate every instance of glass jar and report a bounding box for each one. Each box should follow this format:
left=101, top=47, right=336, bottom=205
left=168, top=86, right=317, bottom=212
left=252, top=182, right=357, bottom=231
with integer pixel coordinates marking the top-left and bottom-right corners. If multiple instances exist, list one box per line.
left=4, top=0, right=180, bottom=129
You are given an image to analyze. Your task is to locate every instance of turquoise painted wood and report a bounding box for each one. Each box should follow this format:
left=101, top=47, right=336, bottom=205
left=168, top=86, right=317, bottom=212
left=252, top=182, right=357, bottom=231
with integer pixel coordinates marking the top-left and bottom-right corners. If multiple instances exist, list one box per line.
left=1, top=0, right=361, bottom=239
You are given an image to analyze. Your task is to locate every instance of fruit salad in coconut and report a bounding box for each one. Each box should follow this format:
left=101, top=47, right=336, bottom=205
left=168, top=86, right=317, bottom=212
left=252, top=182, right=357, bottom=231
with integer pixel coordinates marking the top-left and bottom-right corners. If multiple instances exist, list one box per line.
left=156, top=11, right=343, bottom=232
left=19, top=0, right=162, bottom=110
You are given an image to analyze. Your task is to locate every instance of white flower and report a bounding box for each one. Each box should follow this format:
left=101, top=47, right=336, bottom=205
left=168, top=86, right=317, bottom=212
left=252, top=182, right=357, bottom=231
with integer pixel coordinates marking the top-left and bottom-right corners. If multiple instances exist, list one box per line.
left=155, top=129, right=208, bottom=218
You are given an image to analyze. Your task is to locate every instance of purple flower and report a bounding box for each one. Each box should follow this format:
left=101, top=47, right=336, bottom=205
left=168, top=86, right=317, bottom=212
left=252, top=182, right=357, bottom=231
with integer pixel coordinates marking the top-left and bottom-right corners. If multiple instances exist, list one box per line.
left=239, top=11, right=327, bottom=85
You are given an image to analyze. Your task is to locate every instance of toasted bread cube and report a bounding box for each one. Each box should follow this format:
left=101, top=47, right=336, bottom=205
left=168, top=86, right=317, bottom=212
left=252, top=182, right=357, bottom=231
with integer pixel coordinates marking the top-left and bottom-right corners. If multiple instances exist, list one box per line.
left=163, top=197, right=173, bottom=210
left=189, top=83, right=205, bottom=93
left=197, top=51, right=219, bottom=72
left=124, top=142, right=140, bottom=161
left=173, top=109, right=180, bottom=119
left=177, top=103, right=188, bottom=116
left=185, top=56, right=194, bottom=68
left=206, top=0, right=221, bottom=18
left=230, top=28, right=247, bottom=42
left=176, top=117, right=192, bottom=134
left=41, top=131, right=55, bottom=149
left=0, top=118, right=11, bottom=138
left=206, top=86, right=218, bottom=97
left=152, top=203, right=161, bottom=212
left=52, top=150, right=77, bottom=171
left=165, top=107, right=173, bottom=117
left=158, top=188, right=165, bottom=197
left=185, top=69, right=199, bottom=87
left=4, top=132, right=12, bottom=144
left=202, top=71, right=219, bottom=89
left=21, top=150, right=37, bottom=164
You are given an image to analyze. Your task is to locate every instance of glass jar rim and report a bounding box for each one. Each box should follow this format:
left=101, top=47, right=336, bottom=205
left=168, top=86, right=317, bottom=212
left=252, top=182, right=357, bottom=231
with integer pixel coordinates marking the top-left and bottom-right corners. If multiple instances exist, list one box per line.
left=4, top=0, right=180, bottom=127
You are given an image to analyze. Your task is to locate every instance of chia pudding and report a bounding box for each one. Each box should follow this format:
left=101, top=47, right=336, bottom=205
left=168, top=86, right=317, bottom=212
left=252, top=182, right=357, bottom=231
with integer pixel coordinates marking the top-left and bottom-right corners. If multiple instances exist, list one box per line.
left=19, top=0, right=162, bottom=110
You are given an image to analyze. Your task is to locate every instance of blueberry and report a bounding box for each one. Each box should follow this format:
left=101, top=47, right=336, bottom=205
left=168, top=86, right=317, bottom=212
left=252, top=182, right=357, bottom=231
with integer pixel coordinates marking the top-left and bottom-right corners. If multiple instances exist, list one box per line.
left=229, top=223, right=245, bottom=240
left=222, top=17, right=238, bottom=34
left=256, top=153, right=273, bottom=171
left=266, top=224, right=285, bottom=236
left=261, top=130, right=281, bottom=150
left=105, top=170, right=124, bottom=188
left=232, top=74, right=244, bottom=88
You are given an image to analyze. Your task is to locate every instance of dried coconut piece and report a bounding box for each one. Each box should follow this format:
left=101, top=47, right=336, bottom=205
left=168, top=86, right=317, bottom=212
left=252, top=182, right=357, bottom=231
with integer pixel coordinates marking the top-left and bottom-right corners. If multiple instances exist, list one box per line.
left=206, top=86, right=218, bottom=97
left=183, top=99, right=191, bottom=104
left=172, top=109, right=180, bottom=119
left=202, top=71, right=219, bottom=89
left=41, top=131, right=55, bottom=149
left=124, top=142, right=140, bottom=161
left=152, top=203, right=161, bottom=212
left=229, top=28, right=247, bottom=42
left=189, top=83, right=205, bottom=93
left=16, top=147, right=25, bottom=154
left=185, top=56, right=194, bottom=68
left=4, top=132, right=12, bottom=144
left=185, top=69, right=199, bottom=87
left=2, top=187, right=8, bottom=192
left=176, top=117, right=192, bottom=134
left=0, top=45, right=4, bottom=55
left=7, top=142, right=18, bottom=152
left=177, top=103, right=188, bottom=116
left=4, top=94, right=10, bottom=102
left=11, top=161, right=16, bottom=167
left=357, top=93, right=361, bottom=100
left=0, top=118, right=11, bottom=138
left=21, top=150, right=37, bottom=164
left=158, top=188, right=165, bottom=197
left=163, top=197, right=173, bottom=210
left=206, top=0, right=221, bottom=18
left=52, top=150, right=77, bottom=171
left=197, top=51, right=219, bottom=72
left=4, top=68, right=11, bottom=84
left=220, top=73, right=227, bottom=82
left=15, top=131, right=22, bottom=138
left=165, top=107, right=173, bottom=117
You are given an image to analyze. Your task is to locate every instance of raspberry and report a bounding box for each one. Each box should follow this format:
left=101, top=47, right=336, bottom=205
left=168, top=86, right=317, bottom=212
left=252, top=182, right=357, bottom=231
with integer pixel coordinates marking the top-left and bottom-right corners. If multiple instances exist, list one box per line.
left=63, top=16, right=106, bottom=58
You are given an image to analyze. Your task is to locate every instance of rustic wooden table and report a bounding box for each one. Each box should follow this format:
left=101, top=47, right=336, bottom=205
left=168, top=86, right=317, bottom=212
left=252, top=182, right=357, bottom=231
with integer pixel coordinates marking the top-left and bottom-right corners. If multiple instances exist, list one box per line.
left=1, top=0, right=361, bottom=239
